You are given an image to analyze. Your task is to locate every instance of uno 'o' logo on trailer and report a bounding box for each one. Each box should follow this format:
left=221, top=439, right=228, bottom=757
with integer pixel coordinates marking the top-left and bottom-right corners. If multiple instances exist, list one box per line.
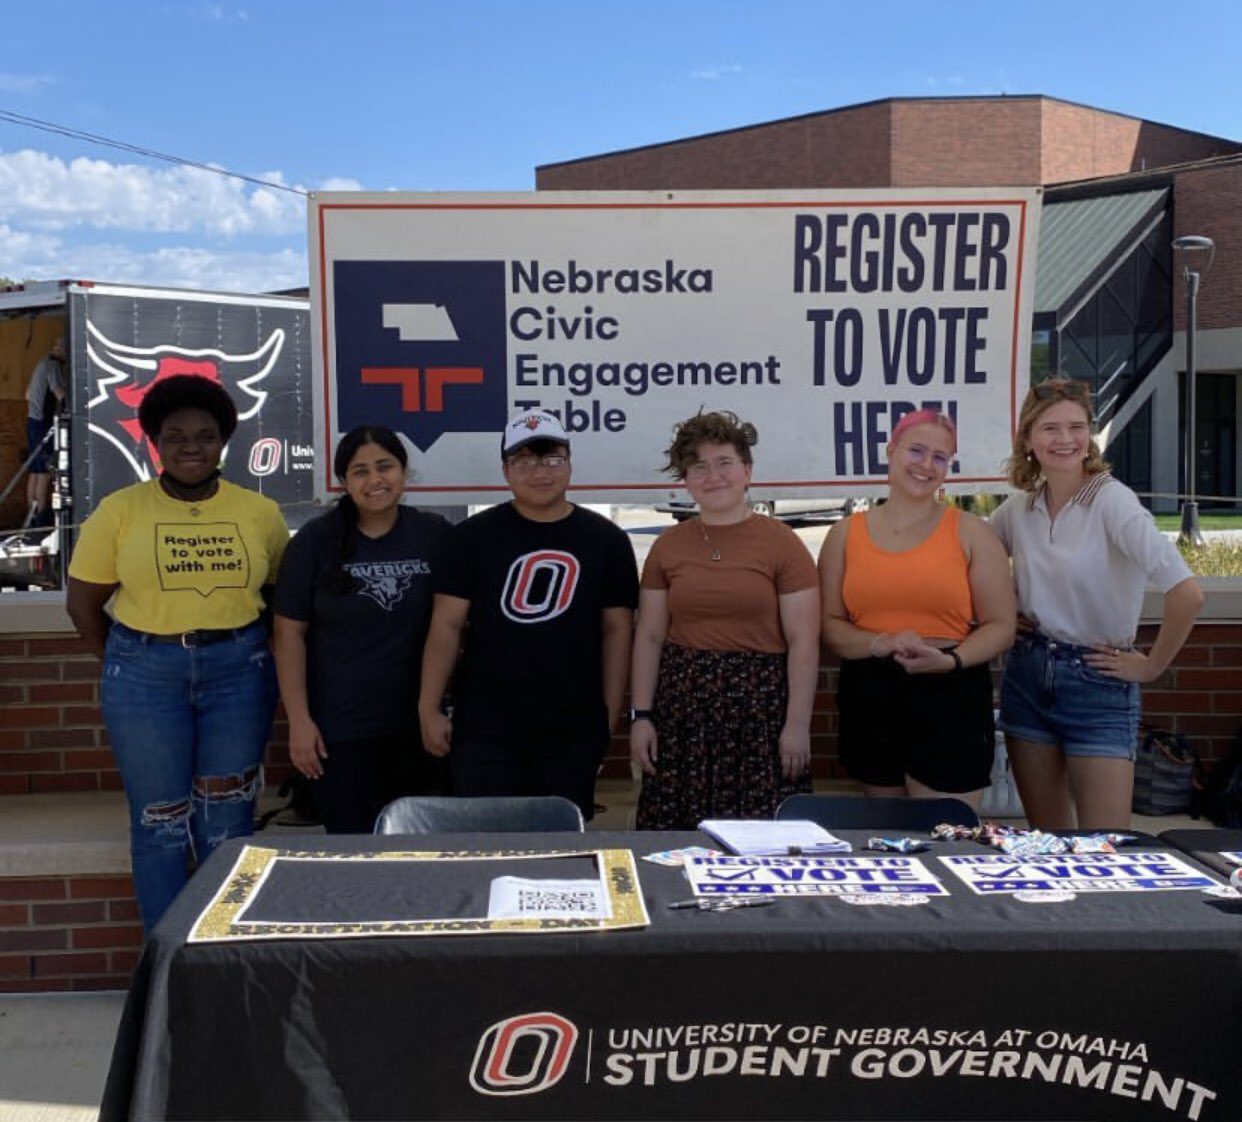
left=249, top=438, right=282, bottom=477
left=470, top=1012, right=578, bottom=1096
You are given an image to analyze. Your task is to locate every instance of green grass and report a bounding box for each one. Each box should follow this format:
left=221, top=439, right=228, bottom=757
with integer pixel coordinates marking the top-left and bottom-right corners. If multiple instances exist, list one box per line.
left=1154, top=512, right=1242, bottom=531
left=1178, top=542, right=1242, bottom=577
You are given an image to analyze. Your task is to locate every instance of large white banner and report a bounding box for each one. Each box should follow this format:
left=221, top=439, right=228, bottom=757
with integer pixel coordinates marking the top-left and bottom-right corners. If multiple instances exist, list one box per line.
left=309, top=189, right=1041, bottom=503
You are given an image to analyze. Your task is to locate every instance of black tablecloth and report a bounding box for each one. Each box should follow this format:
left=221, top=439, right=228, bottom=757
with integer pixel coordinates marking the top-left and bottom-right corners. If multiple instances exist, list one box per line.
left=1161, top=828, right=1242, bottom=878
left=102, top=831, right=1242, bottom=1121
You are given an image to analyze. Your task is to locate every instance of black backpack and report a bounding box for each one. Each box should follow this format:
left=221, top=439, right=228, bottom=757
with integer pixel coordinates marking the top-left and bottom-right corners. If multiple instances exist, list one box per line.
left=1200, top=726, right=1242, bottom=829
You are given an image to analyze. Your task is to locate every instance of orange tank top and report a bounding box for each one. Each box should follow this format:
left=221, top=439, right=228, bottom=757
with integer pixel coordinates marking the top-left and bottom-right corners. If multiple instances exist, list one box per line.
left=841, top=506, right=973, bottom=641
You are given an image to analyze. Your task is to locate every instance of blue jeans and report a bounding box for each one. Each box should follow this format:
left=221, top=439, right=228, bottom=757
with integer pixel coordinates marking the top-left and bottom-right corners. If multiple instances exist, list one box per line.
left=101, top=622, right=277, bottom=930
left=999, top=633, right=1140, bottom=760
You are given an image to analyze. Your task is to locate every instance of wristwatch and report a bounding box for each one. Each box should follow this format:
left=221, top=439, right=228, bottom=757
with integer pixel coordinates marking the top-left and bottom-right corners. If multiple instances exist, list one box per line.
left=628, top=708, right=653, bottom=723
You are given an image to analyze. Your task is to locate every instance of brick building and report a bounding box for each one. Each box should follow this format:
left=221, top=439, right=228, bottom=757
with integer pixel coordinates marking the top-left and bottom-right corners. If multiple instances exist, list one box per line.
left=539, top=94, right=1242, bottom=513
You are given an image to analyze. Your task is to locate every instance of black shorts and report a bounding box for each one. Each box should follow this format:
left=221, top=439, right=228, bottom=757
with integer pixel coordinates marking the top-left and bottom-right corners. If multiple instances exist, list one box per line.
left=837, top=655, right=995, bottom=793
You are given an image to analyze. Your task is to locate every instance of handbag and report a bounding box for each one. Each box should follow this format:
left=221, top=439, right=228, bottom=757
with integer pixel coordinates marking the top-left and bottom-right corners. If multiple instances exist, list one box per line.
left=1131, top=725, right=1199, bottom=816
left=980, top=727, right=1025, bottom=818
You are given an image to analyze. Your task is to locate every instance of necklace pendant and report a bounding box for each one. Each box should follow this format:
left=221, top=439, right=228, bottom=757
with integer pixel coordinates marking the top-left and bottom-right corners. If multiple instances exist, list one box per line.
left=711, top=548, right=722, bottom=562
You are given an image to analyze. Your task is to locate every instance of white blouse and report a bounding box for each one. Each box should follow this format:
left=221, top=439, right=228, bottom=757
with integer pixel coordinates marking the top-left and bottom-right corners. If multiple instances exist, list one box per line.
left=991, top=473, right=1192, bottom=648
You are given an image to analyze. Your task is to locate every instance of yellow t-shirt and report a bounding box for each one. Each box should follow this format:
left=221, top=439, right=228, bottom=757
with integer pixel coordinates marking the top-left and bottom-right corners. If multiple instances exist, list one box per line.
left=69, top=479, right=289, bottom=634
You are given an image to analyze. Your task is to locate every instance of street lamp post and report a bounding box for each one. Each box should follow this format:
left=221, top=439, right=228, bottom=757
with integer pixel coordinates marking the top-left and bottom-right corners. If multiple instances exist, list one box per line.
left=1171, top=234, right=1214, bottom=548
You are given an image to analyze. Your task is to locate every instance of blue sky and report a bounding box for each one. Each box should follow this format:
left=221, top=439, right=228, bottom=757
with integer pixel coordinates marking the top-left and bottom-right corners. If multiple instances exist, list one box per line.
left=2, top=0, right=1239, bottom=292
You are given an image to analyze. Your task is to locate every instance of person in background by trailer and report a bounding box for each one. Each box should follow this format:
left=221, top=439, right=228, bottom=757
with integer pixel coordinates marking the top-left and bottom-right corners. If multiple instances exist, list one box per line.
left=24, top=336, right=66, bottom=529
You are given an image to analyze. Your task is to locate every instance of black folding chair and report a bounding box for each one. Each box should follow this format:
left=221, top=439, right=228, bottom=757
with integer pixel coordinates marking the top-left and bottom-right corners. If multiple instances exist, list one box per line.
left=775, top=793, right=980, bottom=831
left=373, top=795, right=584, bottom=835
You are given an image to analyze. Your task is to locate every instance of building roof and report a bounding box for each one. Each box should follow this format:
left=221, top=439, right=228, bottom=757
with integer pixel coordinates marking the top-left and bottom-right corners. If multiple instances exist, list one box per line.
left=537, top=95, right=1238, bottom=173
left=1034, top=187, right=1168, bottom=316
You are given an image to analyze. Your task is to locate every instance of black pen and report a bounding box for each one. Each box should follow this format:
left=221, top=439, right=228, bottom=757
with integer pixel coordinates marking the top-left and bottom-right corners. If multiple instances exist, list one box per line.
left=667, top=898, right=704, bottom=909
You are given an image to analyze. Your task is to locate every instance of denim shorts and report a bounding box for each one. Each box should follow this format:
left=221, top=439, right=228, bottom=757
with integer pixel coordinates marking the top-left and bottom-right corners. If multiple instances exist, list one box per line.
left=26, top=416, right=53, bottom=473
left=998, top=633, right=1140, bottom=760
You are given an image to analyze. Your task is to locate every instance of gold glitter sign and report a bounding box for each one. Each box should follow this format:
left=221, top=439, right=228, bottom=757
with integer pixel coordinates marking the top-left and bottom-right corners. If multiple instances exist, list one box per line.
left=188, top=846, right=649, bottom=942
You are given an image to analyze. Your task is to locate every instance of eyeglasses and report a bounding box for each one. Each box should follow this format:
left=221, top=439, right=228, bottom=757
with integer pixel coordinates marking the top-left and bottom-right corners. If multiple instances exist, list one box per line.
left=1032, top=379, right=1091, bottom=401
left=685, top=456, right=744, bottom=480
left=507, top=453, right=569, bottom=474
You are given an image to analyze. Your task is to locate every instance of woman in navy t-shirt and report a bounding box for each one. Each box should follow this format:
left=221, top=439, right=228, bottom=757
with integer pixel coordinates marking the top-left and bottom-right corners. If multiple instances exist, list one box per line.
left=273, top=426, right=450, bottom=832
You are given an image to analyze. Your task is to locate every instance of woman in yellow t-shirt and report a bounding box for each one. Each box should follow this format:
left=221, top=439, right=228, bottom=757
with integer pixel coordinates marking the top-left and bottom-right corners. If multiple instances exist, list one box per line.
left=66, top=375, right=288, bottom=930
left=630, top=410, right=820, bottom=828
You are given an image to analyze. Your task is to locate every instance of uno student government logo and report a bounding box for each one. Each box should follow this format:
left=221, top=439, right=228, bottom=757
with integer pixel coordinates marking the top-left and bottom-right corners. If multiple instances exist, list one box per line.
left=470, top=1013, right=579, bottom=1096
left=500, top=550, right=580, bottom=624
left=333, top=260, right=508, bottom=452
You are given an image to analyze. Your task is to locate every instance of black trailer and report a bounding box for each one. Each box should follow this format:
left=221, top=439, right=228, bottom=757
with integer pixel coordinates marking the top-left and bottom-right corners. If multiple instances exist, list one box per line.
left=0, top=281, right=316, bottom=589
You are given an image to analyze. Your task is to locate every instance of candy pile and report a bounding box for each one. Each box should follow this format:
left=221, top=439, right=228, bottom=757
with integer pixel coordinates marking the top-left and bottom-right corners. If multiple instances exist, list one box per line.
left=930, top=822, right=1138, bottom=855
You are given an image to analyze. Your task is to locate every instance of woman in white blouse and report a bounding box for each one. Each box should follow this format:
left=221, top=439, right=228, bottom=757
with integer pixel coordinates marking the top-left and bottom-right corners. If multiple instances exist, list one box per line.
left=991, top=380, right=1203, bottom=830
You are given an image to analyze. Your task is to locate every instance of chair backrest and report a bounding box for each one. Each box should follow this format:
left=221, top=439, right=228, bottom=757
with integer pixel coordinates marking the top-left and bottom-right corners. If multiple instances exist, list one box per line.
left=775, top=793, right=980, bottom=831
left=373, top=795, right=585, bottom=835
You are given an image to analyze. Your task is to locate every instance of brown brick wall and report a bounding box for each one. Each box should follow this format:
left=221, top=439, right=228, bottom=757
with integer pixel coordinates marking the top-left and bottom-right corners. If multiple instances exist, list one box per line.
left=1041, top=101, right=1239, bottom=186
left=537, top=103, right=893, bottom=190
left=538, top=96, right=1242, bottom=195
left=0, top=633, right=293, bottom=795
left=1173, top=163, right=1242, bottom=332
left=890, top=99, right=1042, bottom=187
left=3, top=626, right=1238, bottom=790
left=602, top=620, right=1242, bottom=779
left=0, top=873, right=142, bottom=991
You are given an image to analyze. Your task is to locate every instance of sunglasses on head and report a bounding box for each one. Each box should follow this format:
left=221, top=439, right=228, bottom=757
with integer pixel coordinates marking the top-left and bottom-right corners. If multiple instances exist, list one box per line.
left=1031, top=379, right=1091, bottom=401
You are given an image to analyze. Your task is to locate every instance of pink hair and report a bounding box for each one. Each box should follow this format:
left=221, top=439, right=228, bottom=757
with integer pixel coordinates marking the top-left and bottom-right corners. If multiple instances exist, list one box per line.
left=889, top=409, right=957, bottom=453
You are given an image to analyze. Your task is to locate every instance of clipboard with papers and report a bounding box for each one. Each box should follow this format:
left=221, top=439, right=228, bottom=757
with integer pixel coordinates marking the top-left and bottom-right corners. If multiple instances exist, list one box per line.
left=697, top=819, right=852, bottom=856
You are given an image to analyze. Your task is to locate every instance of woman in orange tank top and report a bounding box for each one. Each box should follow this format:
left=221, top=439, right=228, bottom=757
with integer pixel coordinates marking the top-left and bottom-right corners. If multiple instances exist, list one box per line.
left=818, top=410, right=1015, bottom=806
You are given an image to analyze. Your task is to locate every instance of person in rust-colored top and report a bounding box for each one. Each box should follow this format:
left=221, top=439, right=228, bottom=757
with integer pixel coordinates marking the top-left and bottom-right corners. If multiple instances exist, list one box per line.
left=630, top=410, right=820, bottom=829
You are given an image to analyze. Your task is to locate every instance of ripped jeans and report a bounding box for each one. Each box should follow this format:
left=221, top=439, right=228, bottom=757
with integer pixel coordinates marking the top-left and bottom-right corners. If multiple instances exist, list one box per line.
left=101, top=622, right=277, bottom=930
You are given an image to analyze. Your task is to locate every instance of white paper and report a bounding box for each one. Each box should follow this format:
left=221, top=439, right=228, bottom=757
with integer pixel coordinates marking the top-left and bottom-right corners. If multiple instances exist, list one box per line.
left=487, top=876, right=613, bottom=919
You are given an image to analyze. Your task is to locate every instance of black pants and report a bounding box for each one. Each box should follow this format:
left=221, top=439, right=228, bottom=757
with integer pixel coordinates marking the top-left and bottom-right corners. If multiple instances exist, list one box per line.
left=312, top=734, right=447, bottom=834
left=449, top=723, right=610, bottom=821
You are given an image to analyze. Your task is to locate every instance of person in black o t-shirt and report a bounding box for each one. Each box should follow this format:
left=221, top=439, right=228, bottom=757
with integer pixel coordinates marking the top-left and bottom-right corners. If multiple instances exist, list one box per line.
left=273, top=427, right=450, bottom=832
left=419, top=409, right=638, bottom=819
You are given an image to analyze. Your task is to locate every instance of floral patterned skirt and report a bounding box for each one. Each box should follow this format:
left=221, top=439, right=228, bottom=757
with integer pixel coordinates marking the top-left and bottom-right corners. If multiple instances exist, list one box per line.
left=636, top=642, right=812, bottom=830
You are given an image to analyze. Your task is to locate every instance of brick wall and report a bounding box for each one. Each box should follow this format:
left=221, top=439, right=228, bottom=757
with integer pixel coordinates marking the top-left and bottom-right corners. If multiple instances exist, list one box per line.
left=890, top=99, right=1043, bottom=187
left=537, top=95, right=1242, bottom=194
left=600, top=619, right=1242, bottom=779
left=0, top=632, right=293, bottom=795
left=0, top=873, right=142, bottom=992
left=538, top=101, right=893, bottom=190
left=1174, top=163, right=1242, bottom=333
left=3, top=625, right=1239, bottom=790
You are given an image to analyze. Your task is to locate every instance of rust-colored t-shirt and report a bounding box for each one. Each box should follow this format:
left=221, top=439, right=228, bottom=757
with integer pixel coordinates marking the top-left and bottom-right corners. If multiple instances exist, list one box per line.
left=641, top=515, right=817, bottom=652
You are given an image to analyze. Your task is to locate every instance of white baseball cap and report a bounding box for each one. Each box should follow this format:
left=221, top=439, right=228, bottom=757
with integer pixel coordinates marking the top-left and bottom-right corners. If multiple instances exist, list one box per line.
left=502, top=409, right=570, bottom=456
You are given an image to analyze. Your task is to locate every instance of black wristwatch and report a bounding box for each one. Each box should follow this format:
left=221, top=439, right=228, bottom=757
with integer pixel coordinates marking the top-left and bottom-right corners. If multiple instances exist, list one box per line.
left=947, top=649, right=964, bottom=672
left=628, top=708, right=653, bottom=723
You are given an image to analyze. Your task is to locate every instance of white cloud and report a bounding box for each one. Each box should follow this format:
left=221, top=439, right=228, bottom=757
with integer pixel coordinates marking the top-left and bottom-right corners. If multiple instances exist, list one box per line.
left=691, top=64, right=743, bottom=81
left=0, top=74, right=55, bottom=94
left=0, top=223, right=307, bottom=292
left=194, top=4, right=251, bottom=21
left=0, top=149, right=309, bottom=235
left=0, top=148, right=366, bottom=291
